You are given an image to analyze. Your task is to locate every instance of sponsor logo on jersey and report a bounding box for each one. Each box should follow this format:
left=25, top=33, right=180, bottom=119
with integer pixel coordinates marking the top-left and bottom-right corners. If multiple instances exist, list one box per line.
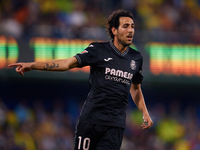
left=104, top=58, right=113, bottom=62
left=130, top=60, right=136, bottom=70
left=80, top=50, right=88, bottom=54
left=105, top=67, right=133, bottom=85
left=105, top=68, right=133, bottom=80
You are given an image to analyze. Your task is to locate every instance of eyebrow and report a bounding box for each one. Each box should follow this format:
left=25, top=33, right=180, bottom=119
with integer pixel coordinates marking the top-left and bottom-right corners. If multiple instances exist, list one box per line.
left=123, top=23, right=135, bottom=26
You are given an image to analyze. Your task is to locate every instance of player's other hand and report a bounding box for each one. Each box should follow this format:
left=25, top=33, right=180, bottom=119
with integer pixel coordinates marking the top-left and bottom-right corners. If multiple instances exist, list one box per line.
left=8, top=63, right=33, bottom=76
left=141, top=114, right=153, bottom=130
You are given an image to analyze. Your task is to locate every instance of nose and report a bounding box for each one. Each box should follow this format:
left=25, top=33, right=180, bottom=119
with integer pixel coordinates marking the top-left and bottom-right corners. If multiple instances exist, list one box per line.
left=128, top=26, right=134, bottom=33
left=128, top=29, right=134, bottom=36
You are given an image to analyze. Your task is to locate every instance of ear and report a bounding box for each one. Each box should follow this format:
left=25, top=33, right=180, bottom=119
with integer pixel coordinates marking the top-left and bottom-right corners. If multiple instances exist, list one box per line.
left=111, top=27, right=117, bottom=36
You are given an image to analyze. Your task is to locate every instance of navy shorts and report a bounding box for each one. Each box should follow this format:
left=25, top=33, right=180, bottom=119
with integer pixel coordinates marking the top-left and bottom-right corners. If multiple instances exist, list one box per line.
left=74, top=122, right=124, bottom=150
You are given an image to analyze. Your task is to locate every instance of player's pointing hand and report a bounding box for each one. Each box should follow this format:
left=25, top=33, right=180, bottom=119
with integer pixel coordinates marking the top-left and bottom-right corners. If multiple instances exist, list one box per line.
left=8, top=63, right=33, bottom=76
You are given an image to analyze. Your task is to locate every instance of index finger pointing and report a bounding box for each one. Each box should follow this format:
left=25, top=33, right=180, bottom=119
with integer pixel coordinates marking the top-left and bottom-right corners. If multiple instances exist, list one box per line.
left=8, top=63, right=21, bottom=68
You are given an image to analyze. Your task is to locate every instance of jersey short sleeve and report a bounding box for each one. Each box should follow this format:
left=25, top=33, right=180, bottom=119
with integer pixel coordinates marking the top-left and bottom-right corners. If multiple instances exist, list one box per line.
left=74, top=43, right=98, bottom=68
left=132, top=55, right=143, bottom=84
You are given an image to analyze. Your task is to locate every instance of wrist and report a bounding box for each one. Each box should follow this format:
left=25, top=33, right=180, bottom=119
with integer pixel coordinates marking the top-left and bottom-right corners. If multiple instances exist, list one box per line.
left=142, top=111, right=149, bottom=117
left=30, top=62, right=36, bottom=70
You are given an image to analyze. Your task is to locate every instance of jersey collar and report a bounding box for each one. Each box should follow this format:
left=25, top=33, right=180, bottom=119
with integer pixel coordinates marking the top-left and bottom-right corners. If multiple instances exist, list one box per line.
left=109, top=41, right=129, bottom=56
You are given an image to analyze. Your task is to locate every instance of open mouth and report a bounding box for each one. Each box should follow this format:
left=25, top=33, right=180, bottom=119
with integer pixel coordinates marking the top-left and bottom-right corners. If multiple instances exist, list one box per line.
left=127, top=35, right=133, bottom=40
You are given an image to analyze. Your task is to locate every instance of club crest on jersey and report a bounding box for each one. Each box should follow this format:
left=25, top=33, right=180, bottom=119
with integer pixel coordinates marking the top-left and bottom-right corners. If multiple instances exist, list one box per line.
left=130, top=60, right=136, bottom=70
left=80, top=50, right=88, bottom=54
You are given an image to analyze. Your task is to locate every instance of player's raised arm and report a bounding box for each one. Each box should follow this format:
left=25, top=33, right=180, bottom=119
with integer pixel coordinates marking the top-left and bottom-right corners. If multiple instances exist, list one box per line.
left=8, top=57, right=78, bottom=76
left=130, top=83, right=153, bottom=130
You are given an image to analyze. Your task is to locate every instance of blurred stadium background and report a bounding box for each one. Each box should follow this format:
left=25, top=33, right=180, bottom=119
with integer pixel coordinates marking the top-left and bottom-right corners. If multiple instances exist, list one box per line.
left=0, top=0, right=200, bottom=149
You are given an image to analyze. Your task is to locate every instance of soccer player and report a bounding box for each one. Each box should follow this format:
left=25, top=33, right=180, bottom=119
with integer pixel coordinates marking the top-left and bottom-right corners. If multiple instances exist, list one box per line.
left=9, top=9, right=153, bottom=150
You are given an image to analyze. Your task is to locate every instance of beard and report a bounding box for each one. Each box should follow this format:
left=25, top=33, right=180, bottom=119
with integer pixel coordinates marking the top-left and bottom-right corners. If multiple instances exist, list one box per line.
left=118, top=38, right=132, bottom=47
left=117, top=34, right=133, bottom=47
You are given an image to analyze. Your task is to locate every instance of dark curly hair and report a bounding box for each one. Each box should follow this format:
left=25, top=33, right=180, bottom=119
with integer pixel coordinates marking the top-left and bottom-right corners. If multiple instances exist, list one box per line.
left=106, top=9, right=134, bottom=40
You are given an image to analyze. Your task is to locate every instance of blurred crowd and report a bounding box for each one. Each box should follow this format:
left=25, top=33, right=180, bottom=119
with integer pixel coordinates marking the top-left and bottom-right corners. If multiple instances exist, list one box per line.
left=0, top=0, right=200, bottom=43
left=0, top=98, right=199, bottom=150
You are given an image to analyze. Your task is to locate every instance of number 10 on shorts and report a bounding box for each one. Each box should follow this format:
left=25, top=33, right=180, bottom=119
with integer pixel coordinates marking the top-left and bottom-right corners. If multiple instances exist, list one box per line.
left=78, top=136, right=91, bottom=150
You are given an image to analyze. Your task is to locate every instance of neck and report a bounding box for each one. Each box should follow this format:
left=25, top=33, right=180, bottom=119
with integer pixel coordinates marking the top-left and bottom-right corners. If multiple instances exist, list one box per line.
left=113, top=39, right=128, bottom=53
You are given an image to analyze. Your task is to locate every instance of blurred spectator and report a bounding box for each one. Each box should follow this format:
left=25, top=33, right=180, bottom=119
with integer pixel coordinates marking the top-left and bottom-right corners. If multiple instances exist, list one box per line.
left=0, top=100, right=7, bottom=126
left=0, top=13, right=23, bottom=38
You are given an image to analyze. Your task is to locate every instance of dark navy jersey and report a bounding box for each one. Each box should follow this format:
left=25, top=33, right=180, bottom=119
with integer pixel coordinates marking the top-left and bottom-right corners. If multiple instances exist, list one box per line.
left=74, top=41, right=143, bottom=128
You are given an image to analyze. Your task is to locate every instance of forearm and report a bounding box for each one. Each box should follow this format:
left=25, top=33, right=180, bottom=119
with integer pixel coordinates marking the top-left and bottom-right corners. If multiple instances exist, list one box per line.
left=130, top=84, right=149, bottom=115
left=31, top=57, right=78, bottom=71
left=134, top=91, right=149, bottom=115
left=32, top=60, right=66, bottom=71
